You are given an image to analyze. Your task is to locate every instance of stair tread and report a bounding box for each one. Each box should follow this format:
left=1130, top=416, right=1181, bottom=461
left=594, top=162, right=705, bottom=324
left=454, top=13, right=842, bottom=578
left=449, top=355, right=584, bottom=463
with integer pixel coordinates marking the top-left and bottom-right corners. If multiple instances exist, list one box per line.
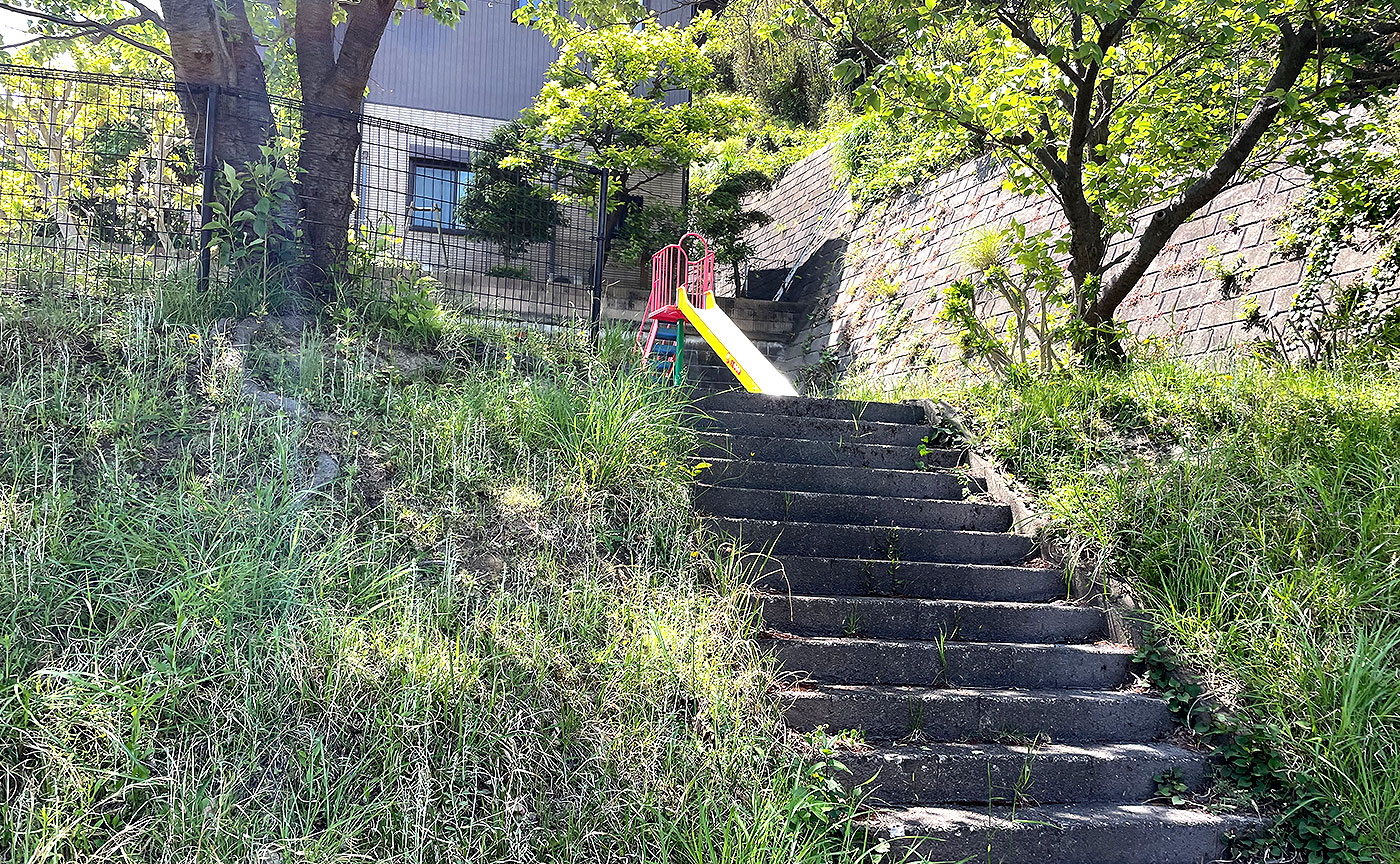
left=768, top=634, right=1133, bottom=653
left=870, top=800, right=1258, bottom=831
left=788, top=682, right=1161, bottom=701
left=695, top=391, right=927, bottom=424
left=843, top=740, right=1204, bottom=761
left=698, top=486, right=1011, bottom=532
left=759, top=594, right=1107, bottom=644
left=698, top=432, right=956, bottom=469
left=700, top=458, right=965, bottom=477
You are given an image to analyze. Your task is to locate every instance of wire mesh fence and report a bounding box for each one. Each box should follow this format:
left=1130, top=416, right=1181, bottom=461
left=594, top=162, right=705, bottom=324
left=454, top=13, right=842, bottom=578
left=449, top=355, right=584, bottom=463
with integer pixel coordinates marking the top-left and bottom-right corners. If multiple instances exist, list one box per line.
left=0, top=64, right=606, bottom=328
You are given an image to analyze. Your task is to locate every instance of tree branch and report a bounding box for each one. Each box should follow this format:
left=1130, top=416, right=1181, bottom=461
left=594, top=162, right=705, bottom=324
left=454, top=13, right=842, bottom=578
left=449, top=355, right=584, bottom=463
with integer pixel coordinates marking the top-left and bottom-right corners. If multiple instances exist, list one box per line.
left=1095, top=19, right=1320, bottom=321
left=0, top=0, right=170, bottom=59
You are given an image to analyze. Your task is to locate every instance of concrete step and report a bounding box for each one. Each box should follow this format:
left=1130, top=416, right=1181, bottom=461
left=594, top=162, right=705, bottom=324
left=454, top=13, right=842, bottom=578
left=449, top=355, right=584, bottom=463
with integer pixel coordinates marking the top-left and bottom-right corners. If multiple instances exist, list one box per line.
left=697, top=459, right=981, bottom=500
left=696, top=487, right=1012, bottom=532
left=708, top=517, right=1035, bottom=564
left=696, top=391, right=927, bottom=425
left=695, top=411, right=931, bottom=447
left=785, top=684, right=1178, bottom=742
left=769, top=636, right=1134, bottom=690
left=752, top=557, right=1066, bottom=603
left=839, top=741, right=1210, bottom=805
left=864, top=803, right=1257, bottom=864
left=760, top=595, right=1106, bottom=644
left=699, top=433, right=959, bottom=470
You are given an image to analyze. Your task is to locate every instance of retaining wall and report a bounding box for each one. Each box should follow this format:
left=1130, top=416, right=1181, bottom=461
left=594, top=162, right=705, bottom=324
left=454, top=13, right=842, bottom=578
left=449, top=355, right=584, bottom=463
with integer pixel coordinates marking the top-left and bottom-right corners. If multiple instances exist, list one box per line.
left=738, top=144, right=1375, bottom=384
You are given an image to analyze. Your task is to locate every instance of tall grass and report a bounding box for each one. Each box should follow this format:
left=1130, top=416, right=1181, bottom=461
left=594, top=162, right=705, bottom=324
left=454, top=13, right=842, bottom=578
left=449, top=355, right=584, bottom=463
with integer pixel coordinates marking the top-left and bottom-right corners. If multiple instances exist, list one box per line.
left=843, top=355, right=1400, bottom=856
left=0, top=286, right=856, bottom=862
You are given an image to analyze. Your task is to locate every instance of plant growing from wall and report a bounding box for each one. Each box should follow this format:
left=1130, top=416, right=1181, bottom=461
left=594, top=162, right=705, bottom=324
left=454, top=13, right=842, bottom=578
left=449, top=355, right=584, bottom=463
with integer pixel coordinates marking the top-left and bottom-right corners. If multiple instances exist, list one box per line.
left=1249, top=96, right=1400, bottom=365
left=794, top=0, right=1400, bottom=361
left=936, top=223, right=1078, bottom=381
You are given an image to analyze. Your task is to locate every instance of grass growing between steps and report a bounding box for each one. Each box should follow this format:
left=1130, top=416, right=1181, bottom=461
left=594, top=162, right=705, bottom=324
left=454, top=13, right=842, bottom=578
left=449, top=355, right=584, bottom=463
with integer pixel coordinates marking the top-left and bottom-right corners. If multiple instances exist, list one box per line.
left=842, top=354, right=1400, bottom=860
left=0, top=284, right=865, bottom=863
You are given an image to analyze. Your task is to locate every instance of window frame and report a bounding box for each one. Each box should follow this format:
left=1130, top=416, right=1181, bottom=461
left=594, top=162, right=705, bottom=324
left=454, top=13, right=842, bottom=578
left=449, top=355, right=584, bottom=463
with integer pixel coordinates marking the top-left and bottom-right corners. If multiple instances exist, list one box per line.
left=406, top=157, right=475, bottom=235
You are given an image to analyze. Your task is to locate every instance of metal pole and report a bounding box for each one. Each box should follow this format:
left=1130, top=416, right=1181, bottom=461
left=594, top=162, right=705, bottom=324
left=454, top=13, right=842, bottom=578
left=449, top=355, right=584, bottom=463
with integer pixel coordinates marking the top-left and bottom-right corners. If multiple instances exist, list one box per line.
left=196, top=84, right=219, bottom=294
left=590, top=169, right=609, bottom=340
left=673, top=321, right=685, bottom=387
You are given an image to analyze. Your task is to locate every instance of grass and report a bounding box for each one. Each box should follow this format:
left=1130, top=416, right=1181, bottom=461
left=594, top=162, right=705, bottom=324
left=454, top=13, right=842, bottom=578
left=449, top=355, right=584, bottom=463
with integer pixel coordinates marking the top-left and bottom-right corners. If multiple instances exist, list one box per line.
left=0, top=277, right=869, bottom=862
left=841, top=351, right=1400, bottom=859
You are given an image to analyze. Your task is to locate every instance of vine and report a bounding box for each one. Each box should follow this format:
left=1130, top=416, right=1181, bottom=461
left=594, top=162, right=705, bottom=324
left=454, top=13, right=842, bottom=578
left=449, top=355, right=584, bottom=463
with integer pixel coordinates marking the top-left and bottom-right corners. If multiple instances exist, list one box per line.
left=1134, top=638, right=1375, bottom=863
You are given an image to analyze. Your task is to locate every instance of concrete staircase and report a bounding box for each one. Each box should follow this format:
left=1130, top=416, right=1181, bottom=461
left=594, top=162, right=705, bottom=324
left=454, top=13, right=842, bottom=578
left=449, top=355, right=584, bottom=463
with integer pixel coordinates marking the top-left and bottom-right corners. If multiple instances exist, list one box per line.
left=691, top=391, right=1257, bottom=864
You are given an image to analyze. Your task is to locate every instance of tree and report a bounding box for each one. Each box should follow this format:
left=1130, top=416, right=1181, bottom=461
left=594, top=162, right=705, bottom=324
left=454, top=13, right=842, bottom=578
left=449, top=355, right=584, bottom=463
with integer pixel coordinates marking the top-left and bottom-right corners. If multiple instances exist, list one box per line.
left=517, top=1, right=755, bottom=210
left=0, top=0, right=467, bottom=299
left=454, top=122, right=566, bottom=263
left=794, top=0, right=1400, bottom=360
left=694, top=168, right=773, bottom=293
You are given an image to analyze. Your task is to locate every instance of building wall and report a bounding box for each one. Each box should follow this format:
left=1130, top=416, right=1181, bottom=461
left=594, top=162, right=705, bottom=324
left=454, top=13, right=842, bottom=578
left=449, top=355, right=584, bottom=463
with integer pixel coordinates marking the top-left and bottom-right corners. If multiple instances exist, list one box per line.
left=366, top=6, right=558, bottom=122
left=735, top=145, right=1377, bottom=384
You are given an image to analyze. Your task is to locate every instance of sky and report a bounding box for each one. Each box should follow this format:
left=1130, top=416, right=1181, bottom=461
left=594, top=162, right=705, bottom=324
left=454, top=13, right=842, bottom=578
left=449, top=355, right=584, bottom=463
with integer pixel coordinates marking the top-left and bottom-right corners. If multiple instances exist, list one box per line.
left=0, top=9, right=35, bottom=51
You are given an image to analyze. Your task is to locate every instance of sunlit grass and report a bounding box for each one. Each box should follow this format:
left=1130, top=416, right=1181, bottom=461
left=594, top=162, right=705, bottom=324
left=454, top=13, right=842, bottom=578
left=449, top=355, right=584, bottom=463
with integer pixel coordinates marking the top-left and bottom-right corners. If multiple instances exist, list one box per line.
left=843, top=354, right=1400, bottom=854
left=0, top=281, right=863, bottom=862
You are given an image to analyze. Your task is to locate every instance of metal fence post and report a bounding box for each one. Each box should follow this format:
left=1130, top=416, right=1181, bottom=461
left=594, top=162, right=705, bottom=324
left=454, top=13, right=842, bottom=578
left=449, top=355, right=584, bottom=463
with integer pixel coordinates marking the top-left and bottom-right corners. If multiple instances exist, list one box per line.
left=196, top=84, right=219, bottom=294
left=590, top=169, right=609, bottom=339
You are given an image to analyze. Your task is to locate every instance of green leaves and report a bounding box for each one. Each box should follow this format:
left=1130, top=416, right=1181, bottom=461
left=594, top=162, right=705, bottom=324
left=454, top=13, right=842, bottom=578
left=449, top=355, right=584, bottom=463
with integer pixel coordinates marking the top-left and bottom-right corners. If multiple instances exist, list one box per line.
left=515, top=4, right=755, bottom=200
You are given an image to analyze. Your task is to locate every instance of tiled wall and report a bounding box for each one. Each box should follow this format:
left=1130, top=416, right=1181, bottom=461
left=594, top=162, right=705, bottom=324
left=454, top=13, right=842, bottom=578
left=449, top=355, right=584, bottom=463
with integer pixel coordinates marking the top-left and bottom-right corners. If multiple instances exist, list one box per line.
left=738, top=145, right=1374, bottom=383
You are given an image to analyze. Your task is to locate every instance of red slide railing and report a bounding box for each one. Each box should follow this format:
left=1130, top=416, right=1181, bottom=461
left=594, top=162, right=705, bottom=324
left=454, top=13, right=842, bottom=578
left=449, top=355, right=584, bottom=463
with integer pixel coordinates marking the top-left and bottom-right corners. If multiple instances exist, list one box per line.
left=638, top=233, right=713, bottom=355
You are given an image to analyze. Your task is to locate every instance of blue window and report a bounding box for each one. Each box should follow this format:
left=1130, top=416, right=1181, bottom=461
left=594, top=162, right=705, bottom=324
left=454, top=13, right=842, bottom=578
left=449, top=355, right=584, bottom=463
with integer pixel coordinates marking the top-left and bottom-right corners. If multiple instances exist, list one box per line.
left=410, top=160, right=473, bottom=231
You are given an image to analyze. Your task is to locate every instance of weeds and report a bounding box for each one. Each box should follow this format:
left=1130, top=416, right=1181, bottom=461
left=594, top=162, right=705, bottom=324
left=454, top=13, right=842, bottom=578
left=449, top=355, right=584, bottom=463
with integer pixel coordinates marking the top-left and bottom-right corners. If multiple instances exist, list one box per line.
left=841, top=353, right=1400, bottom=859
left=0, top=282, right=863, bottom=861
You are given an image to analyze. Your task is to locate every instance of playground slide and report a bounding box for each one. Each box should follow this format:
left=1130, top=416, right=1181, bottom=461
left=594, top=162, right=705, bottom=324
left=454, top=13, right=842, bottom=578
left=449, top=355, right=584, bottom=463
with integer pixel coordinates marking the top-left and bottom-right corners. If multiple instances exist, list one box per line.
left=678, top=289, right=798, bottom=396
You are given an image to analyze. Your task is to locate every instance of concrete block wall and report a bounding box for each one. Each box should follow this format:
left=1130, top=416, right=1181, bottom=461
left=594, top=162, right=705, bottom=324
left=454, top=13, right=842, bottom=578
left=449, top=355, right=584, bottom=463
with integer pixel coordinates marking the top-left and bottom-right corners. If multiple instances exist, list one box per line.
left=736, top=146, right=1377, bottom=385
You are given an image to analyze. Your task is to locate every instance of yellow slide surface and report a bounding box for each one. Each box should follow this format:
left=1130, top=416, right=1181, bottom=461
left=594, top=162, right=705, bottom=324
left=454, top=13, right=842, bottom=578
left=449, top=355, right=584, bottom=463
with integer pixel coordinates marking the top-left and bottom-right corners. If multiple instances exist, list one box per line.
left=678, top=289, right=798, bottom=396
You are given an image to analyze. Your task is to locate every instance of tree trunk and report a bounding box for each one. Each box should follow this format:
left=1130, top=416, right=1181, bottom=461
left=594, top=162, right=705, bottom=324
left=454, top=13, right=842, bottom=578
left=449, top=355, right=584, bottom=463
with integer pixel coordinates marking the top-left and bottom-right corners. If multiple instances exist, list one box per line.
left=297, top=109, right=364, bottom=299
left=160, top=0, right=277, bottom=171
left=292, top=0, right=397, bottom=298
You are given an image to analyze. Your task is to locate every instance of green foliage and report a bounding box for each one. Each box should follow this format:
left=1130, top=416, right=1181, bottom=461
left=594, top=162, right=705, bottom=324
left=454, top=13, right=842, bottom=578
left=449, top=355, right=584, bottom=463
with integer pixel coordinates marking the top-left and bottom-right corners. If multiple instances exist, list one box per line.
left=845, top=356, right=1400, bottom=858
left=518, top=2, right=755, bottom=200
left=0, top=287, right=868, bottom=861
left=835, top=111, right=972, bottom=206
left=486, top=263, right=533, bottom=280
left=611, top=201, right=686, bottom=266
left=206, top=141, right=300, bottom=305
left=1254, top=98, right=1400, bottom=365
left=695, top=169, right=775, bottom=290
left=455, top=122, right=567, bottom=262
left=1137, top=640, right=1376, bottom=863
left=705, top=0, right=841, bottom=128
left=936, top=223, right=1079, bottom=381
left=794, top=0, right=1400, bottom=356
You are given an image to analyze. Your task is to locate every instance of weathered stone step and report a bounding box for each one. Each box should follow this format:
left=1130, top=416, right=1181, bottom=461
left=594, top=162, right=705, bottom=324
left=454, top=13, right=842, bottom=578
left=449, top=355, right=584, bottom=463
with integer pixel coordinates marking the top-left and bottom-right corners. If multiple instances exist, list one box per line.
left=699, top=433, right=957, bottom=470
left=838, top=741, right=1209, bottom=805
left=709, top=517, right=1034, bottom=564
left=769, top=636, right=1134, bottom=689
left=697, top=459, right=980, bottom=500
left=695, top=411, right=930, bottom=447
left=865, top=803, right=1257, bottom=864
left=697, top=487, right=1012, bottom=532
left=760, top=595, right=1105, bottom=644
left=785, top=684, right=1177, bottom=742
left=696, top=391, right=927, bottom=425
left=752, top=557, right=1065, bottom=602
